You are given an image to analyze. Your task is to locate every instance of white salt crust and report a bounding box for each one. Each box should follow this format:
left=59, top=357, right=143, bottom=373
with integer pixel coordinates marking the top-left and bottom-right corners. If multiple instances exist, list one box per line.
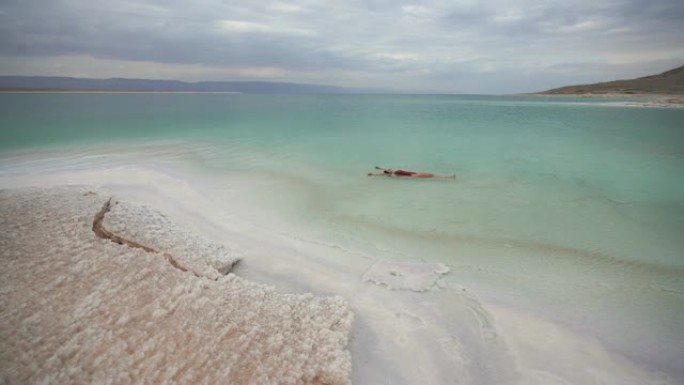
left=0, top=186, right=353, bottom=385
left=104, top=199, right=242, bottom=278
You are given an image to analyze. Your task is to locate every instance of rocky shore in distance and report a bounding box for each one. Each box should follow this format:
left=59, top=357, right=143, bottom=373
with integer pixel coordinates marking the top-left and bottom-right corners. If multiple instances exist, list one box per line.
left=531, top=65, right=684, bottom=106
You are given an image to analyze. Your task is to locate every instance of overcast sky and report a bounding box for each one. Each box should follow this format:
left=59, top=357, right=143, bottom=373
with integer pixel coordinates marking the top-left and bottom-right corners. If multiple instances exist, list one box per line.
left=1, top=0, right=682, bottom=93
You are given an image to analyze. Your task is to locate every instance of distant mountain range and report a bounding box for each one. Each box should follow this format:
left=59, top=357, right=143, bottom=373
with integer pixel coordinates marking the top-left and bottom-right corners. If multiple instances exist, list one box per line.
left=540, top=65, right=684, bottom=95
left=0, top=76, right=384, bottom=94
left=4, top=66, right=683, bottom=95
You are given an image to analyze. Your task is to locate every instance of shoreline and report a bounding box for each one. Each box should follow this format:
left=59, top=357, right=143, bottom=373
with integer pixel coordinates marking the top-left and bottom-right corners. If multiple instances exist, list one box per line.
left=2, top=134, right=683, bottom=383
left=524, top=92, right=684, bottom=107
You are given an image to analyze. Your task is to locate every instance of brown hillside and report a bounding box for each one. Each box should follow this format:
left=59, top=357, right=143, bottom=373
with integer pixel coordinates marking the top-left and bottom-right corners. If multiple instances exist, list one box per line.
left=541, top=65, right=684, bottom=95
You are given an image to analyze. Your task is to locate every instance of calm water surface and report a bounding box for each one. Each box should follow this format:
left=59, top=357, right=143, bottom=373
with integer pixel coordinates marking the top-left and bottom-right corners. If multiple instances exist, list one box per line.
left=1, top=93, right=683, bottom=379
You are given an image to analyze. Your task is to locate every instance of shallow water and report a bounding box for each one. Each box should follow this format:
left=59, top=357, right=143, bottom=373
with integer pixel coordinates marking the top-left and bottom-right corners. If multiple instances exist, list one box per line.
left=1, top=93, right=683, bottom=383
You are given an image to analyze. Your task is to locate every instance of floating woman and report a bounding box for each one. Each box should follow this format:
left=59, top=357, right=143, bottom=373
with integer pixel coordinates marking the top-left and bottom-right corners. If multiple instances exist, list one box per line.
left=368, top=166, right=456, bottom=179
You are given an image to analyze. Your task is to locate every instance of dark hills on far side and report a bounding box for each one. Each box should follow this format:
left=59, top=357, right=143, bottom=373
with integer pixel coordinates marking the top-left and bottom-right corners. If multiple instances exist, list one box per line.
left=0, top=76, right=383, bottom=94
left=540, top=65, right=684, bottom=95
left=3, top=65, right=683, bottom=95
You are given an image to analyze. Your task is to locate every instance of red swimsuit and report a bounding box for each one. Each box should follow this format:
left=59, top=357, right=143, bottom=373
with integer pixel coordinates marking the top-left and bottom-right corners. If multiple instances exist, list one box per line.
left=393, top=170, right=416, bottom=176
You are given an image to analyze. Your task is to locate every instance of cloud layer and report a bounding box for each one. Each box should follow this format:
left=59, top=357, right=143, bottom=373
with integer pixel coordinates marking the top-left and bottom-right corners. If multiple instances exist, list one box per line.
left=1, top=0, right=683, bottom=93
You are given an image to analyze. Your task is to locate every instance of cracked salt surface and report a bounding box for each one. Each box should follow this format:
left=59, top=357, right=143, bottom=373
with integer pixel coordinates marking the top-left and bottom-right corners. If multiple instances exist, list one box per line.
left=96, top=197, right=241, bottom=279
left=0, top=186, right=353, bottom=385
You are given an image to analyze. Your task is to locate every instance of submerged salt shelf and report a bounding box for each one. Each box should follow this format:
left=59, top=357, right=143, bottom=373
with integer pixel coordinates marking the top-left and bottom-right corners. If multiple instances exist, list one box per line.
left=362, top=260, right=450, bottom=292
left=0, top=186, right=353, bottom=385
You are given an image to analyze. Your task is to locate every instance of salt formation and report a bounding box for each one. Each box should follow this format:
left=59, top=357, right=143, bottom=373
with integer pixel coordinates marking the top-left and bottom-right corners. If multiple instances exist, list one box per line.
left=101, top=198, right=242, bottom=278
left=362, top=260, right=449, bottom=291
left=0, top=186, right=353, bottom=385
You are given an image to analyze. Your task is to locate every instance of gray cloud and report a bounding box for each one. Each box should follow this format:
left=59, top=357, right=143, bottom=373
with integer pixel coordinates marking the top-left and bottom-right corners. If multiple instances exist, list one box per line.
left=0, top=0, right=682, bottom=93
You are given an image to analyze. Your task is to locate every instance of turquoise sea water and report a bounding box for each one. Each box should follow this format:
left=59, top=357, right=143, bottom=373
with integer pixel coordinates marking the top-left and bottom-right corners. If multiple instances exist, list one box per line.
left=1, top=93, right=684, bottom=380
left=2, top=93, right=683, bottom=264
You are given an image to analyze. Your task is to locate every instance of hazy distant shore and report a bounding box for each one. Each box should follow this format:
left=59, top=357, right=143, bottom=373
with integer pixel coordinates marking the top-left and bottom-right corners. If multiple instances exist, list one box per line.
left=0, top=89, right=242, bottom=94
left=0, top=76, right=366, bottom=94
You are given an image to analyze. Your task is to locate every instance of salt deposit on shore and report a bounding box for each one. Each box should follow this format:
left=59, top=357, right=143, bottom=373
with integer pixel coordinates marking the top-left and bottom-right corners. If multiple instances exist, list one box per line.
left=529, top=92, right=684, bottom=107
left=0, top=186, right=353, bottom=385
left=1, top=151, right=681, bottom=385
